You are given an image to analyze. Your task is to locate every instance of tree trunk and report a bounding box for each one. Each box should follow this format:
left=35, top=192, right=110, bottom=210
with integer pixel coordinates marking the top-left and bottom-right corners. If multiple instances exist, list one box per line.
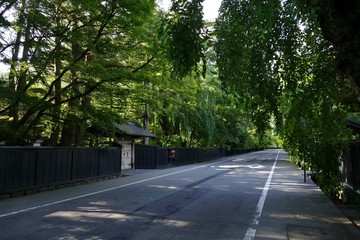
left=49, top=14, right=62, bottom=145
left=318, top=0, right=360, bottom=95
left=60, top=37, right=82, bottom=146
left=143, top=82, right=150, bottom=144
left=8, top=0, right=26, bottom=124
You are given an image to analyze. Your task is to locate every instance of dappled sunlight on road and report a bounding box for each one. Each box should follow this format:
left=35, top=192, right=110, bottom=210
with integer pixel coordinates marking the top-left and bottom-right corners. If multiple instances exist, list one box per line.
left=147, top=185, right=179, bottom=190
left=46, top=210, right=135, bottom=222
left=232, top=157, right=246, bottom=162
left=258, top=205, right=357, bottom=239
left=84, top=201, right=113, bottom=207
left=46, top=209, right=191, bottom=227
left=269, top=181, right=316, bottom=193
left=218, top=164, right=264, bottom=169
left=1, top=149, right=358, bottom=240
left=266, top=212, right=313, bottom=221
left=255, top=153, right=360, bottom=240
left=254, top=227, right=287, bottom=240
left=41, top=206, right=192, bottom=240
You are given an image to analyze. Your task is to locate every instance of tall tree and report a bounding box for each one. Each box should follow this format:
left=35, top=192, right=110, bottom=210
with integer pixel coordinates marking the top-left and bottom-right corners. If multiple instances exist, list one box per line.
left=299, top=0, right=360, bottom=96
left=215, top=0, right=282, bottom=141
left=214, top=0, right=356, bottom=195
left=0, top=0, right=157, bottom=145
left=48, top=0, right=64, bottom=145
left=164, top=0, right=206, bottom=78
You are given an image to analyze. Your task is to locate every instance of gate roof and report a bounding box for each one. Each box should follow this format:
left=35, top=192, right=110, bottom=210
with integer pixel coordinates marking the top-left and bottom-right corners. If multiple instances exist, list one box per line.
left=114, top=122, right=156, bottom=139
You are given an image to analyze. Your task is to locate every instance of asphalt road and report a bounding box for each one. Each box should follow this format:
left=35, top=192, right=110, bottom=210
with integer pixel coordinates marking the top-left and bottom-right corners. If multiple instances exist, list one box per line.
left=0, top=149, right=359, bottom=240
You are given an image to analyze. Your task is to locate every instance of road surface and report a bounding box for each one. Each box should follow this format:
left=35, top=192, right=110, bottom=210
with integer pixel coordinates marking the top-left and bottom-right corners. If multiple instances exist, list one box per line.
left=0, top=149, right=358, bottom=239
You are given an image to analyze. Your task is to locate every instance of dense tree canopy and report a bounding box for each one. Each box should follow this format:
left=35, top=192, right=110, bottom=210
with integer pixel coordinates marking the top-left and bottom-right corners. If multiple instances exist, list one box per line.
left=213, top=0, right=359, bottom=195
left=1, top=0, right=359, bottom=196
left=0, top=0, right=255, bottom=149
left=0, top=0, right=158, bottom=145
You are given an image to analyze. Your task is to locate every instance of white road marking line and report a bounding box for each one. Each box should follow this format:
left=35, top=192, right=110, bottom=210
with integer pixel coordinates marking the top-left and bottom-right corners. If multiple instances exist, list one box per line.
left=0, top=156, right=237, bottom=219
left=243, top=150, right=280, bottom=240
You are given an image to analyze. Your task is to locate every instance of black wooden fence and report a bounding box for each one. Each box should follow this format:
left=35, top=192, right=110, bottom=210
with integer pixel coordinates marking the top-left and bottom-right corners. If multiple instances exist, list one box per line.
left=135, top=144, right=226, bottom=169
left=0, top=144, right=262, bottom=197
left=342, top=142, right=360, bottom=190
left=0, top=147, right=121, bottom=195
left=134, top=145, right=167, bottom=169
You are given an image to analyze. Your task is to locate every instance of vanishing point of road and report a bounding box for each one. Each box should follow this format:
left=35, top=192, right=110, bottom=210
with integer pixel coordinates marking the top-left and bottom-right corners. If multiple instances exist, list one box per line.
left=0, top=149, right=359, bottom=239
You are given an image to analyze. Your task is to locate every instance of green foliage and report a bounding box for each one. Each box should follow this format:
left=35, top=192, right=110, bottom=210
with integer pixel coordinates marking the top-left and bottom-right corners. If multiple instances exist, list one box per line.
left=0, top=0, right=157, bottom=145
left=164, top=0, right=206, bottom=78
left=214, top=0, right=355, bottom=196
left=1, top=1, right=358, bottom=200
left=277, top=2, right=353, bottom=196
left=215, top=0, right=282, bottom=140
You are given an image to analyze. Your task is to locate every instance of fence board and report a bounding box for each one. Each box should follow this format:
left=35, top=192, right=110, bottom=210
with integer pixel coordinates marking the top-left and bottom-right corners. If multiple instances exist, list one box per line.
left=0, top=149, right=37, bottom=191
left=135, top=145, right=226, bottom=169
left=341, top=153, right=354, bottom=187
left=36, top=149, right=73, bottom=186
left=99, top=149, right=121, bottom=176
left=135, top=144, right=158, bottom=169
left=0, top=147, right=121, bottom=194
left=73, top=149, right=99, bottom=180
left=156, top=148, right=169, bottom=168
left=351, top=143, right=360, bottom=190
left=342, top=142, right=360, bottom=190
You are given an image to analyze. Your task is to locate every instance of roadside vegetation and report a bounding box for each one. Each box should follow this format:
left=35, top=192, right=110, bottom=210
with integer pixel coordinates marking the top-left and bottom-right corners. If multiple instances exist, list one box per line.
left=1, top=0, right=360, bottom=199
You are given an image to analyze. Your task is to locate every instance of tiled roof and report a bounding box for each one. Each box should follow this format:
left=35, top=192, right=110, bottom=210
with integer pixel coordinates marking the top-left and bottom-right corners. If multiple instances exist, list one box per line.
left=114, top=122, right=156, bottom=138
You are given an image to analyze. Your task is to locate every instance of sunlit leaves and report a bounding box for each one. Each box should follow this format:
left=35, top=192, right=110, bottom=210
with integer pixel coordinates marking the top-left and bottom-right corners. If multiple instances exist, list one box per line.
left=0, top=0, right=157, bottom=144
left=164, top=0, right=206, bottom=78
left=214, top=0, right=355, bottom=195
left=276, top=3, right=352, bottom=195
left=215, top=0, right=281, bottom=140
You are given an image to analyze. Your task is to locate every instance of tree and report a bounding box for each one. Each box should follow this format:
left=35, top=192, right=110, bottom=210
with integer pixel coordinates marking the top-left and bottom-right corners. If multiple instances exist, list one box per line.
left=147, top=23, right=254, bottom=148
left=1, top=1, right=357, bottom=199
left=299, top=0, right=360, bottom=96
left=164, top=0, right=207, bottom=78
left=215, top=0, right=282, bottom=142
left=213, top=0, right=356, bottom=196
left=0, top=0, right=157, bottom=145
